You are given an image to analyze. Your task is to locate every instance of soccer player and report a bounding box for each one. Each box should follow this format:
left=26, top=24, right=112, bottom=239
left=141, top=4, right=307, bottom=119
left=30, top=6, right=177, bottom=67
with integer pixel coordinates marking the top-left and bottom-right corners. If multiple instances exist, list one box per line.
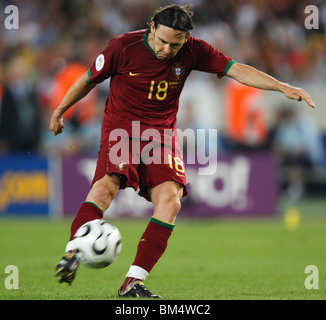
left=50, top=4, right=315, bottom=298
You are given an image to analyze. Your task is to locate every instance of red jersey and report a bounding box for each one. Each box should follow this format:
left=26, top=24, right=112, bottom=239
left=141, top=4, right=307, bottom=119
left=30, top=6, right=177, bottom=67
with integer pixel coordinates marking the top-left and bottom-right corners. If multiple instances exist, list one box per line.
left=87, top=29, right=234, bottom=139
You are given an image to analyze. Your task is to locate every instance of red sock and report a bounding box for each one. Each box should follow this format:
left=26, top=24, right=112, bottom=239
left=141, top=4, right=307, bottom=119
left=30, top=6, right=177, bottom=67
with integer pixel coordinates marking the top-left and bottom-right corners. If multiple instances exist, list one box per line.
left=121, top=217, right=174, bottom=292
left=69, top=202, right=103, bottom=240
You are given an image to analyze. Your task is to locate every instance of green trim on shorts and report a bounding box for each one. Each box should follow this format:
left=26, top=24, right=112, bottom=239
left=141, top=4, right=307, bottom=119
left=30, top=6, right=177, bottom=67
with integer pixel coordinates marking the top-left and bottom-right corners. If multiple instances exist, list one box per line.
left=83, top=201, right=104, bottom=214
left=150, top=217, right=175, bottom=230
left=224, top=59, right=236, bottom=75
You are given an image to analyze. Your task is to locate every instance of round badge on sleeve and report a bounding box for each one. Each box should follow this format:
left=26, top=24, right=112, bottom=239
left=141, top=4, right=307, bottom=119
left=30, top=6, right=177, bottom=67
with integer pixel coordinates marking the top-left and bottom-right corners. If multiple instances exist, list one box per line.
left=95, top=54, right=105, bottom=71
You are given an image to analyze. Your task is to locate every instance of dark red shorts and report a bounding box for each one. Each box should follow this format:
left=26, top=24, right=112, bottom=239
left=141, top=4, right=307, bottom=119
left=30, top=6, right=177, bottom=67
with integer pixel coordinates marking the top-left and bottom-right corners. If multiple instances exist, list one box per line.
left=91, top=130, right=187, bottom=202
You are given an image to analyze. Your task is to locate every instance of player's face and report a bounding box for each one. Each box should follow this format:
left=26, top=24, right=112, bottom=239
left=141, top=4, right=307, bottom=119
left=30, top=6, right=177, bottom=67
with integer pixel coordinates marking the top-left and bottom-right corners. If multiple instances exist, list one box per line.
left=150, top=23, right=189, bottom=61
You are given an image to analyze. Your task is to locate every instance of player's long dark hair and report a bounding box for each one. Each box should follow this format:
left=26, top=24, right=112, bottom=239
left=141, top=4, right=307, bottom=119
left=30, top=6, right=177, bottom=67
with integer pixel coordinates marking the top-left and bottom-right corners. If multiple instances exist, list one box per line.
left=150, top=4, right=194, bottom=34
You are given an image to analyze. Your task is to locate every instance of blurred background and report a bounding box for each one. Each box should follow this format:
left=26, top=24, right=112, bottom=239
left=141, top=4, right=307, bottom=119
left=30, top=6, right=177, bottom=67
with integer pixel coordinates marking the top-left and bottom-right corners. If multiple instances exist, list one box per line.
left=0, top=0, right=326, bottom=220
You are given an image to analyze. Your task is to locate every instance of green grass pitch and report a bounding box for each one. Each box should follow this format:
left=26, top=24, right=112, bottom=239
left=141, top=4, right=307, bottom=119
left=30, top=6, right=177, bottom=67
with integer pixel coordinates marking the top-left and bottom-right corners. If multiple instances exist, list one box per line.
left=1, top=199, right=326, bottom=300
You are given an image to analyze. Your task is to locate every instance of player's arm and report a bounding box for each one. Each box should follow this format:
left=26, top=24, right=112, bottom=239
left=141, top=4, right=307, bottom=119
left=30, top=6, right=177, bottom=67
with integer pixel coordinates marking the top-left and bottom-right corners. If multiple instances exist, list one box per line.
left=49, top=71, right=96, bottom=136
left=226, top=62, right=316, bottom=108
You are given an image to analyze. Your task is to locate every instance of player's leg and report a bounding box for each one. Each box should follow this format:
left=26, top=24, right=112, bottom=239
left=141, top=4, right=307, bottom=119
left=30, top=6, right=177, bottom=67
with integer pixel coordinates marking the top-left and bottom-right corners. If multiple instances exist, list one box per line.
left=126, top=181, right=183, bottom=277
left=56, top=173, right=120, bottom=285
left=56, top=131, right=140, bottom=285
left=150, top=180, right=184, bottom=224
left=68, top=173, right=121, bottom=243
left=118, top=180, right=184, bottom=298
left=118, top=136, right=186, bottom=298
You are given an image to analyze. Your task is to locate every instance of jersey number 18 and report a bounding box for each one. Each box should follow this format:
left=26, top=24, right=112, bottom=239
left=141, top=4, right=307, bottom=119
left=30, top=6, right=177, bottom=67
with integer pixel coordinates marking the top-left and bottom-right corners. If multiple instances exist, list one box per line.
left=148, top=80, right=168, bottom=100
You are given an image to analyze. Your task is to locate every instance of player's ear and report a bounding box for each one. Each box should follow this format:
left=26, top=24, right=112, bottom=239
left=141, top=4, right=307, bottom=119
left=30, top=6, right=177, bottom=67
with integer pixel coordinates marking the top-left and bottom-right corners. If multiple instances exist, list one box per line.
left=150, top=22, right=156, bottom=34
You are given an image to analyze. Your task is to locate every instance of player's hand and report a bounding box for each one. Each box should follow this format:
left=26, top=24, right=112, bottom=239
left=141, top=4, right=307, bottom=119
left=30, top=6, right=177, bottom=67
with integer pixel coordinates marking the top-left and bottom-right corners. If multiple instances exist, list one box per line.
left=49, top=111, right=65, bottom=136
left=280, top=83, right=316, bottom=108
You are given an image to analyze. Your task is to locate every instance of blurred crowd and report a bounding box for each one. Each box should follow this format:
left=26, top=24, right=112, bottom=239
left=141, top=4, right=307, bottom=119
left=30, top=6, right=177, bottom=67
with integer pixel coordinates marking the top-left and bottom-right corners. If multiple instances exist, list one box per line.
left=0, top=0, right=326, bottom=199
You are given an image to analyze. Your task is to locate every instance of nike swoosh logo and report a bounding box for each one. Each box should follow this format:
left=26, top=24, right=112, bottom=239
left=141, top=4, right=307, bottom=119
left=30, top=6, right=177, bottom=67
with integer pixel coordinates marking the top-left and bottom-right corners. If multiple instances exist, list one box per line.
left=129, top=72, right=142, bottom=76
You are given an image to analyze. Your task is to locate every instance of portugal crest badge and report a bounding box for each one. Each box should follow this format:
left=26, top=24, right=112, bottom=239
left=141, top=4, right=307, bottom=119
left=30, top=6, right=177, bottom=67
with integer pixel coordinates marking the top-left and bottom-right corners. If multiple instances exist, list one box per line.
left=115, top=161, right=127, bottom=172
left=172, top=63, right=185, bottom=81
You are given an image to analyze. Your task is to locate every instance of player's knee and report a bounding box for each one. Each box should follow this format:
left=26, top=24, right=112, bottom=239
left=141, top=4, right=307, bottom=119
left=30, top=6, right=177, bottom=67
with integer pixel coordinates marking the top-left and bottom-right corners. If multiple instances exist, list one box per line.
left=100, top=185, right=118, bottom=202
left=169, top=194, right=182, bottom=215
left=157, top=191, right=182, bottom=216
left=87, top=176, right=119, bottom=210
left=87, top=185, right=115, bottom=209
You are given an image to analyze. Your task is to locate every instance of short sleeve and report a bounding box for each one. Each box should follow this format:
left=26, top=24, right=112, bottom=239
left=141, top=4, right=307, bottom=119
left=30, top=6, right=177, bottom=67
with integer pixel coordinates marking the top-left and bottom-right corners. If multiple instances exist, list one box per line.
left=190, top=38, right=234, bottom=79
left=86, top=37, right=122, bottom=84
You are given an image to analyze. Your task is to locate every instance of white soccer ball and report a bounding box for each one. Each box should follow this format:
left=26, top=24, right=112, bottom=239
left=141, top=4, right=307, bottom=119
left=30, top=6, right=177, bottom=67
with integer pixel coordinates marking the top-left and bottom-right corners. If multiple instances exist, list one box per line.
left=73, top=219, right=122, bottom=268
